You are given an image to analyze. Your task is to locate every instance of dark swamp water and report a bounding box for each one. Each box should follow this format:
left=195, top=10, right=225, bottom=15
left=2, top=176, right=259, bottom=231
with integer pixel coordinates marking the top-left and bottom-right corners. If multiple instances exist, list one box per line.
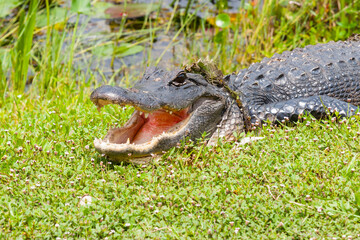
left=0, top=0, right=261, bottom=87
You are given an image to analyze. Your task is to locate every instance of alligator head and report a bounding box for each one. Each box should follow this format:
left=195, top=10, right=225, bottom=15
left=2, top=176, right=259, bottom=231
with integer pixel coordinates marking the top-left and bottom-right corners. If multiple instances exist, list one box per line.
left=90, top=61, right=245, bottom=164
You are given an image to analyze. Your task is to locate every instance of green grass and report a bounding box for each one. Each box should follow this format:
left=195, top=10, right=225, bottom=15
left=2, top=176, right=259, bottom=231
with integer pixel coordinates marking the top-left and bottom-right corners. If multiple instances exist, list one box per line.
left=1, top=0, right=360, bottom=238
left=1, top=87, right=360, bottom=238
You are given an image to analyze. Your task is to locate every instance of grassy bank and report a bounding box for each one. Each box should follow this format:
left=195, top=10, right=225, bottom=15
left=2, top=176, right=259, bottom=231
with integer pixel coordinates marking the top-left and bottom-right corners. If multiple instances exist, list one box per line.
left=1, top=0, right=360, bottom=238
left=1, top=85, right=360, bottom=238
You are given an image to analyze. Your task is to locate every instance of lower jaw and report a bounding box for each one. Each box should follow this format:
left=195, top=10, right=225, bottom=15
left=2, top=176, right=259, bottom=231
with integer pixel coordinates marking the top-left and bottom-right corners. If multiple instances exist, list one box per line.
left=93, top=140, right=161, bottom=165
left=93, top=112, right=192, bottom=164
left=93, top=135, right=179, bottom=164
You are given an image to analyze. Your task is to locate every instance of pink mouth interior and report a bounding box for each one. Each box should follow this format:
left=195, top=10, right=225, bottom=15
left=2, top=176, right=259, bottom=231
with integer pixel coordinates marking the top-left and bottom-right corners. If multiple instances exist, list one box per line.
left=109, top=108, right=190, bottom=145
left=133, top=109, right=189, bottom=144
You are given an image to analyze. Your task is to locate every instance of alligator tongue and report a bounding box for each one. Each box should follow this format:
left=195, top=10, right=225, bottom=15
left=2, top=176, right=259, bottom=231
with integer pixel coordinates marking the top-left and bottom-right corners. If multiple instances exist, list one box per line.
left=133, top=109, right=189, bottom=144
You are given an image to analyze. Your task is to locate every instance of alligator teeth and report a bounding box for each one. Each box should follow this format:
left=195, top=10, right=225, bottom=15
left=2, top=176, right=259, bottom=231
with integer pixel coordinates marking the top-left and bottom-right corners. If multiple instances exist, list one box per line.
left=144, top=113, right=149, bottom=118
left=126, top=138, right=130, bottom=144
left=169, top=111, right=173, bottom=115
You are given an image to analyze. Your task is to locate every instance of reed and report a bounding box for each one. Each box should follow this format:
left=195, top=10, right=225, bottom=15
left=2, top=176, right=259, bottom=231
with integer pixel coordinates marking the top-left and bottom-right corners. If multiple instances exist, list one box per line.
left=11, top=0, right=38, bottom=93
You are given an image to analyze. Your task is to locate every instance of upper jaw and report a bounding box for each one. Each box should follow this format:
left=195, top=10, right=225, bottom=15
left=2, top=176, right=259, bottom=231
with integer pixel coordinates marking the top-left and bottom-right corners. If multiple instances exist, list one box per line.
left=90, top=85, right=162, bottom=112
left=90, top=85, right=199, bottom=113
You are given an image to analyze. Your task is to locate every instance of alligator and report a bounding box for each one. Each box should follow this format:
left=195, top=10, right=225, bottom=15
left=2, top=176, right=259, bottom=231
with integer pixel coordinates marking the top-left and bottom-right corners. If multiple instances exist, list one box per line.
left=91, top=37, right=360, bottom=164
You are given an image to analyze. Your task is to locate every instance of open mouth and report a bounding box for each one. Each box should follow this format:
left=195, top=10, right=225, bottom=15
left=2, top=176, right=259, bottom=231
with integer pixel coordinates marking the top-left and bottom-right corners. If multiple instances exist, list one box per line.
left=93, top=101, right=195, bottom=163
left=100, top=107, right=191, bottom=146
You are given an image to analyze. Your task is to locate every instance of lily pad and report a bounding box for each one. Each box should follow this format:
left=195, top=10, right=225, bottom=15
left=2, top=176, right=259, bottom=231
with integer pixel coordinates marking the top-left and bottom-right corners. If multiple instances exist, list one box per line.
left=215, top=13, right=231, bottom=28
left=71, top=0, right=91, bottom=14
left=0, top=0, right=21, bottom=18
left=36, top=7, right=68, bottom=28
left=91, top=2, right=114, bottom=18
left=104, top=3, right=161, bottom=19
left=207, top=13, right=238, bottom=28
left=92, top=43, right=144, bottom=58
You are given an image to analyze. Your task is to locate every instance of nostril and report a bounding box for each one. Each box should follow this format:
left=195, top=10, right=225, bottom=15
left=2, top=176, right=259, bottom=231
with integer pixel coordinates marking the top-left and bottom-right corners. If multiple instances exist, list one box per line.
left=265, top=83, right=272, bottom=89
left=252, top=82, right=259, bottom=87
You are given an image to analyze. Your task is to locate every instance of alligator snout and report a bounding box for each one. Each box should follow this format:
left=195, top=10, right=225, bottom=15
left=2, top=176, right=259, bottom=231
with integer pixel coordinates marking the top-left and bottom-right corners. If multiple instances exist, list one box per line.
left=90, top=85, right=160, bottom=111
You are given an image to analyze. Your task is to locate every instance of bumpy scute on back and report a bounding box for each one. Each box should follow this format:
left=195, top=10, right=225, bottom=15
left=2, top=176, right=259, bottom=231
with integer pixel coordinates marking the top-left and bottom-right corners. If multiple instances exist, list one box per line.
left=184, top=58, right=224, bottom=86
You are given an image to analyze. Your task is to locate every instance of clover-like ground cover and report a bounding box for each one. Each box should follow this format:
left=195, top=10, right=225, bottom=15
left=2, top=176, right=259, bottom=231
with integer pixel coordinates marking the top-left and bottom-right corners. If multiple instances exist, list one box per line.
left=1, top=88, right=360, bottom=239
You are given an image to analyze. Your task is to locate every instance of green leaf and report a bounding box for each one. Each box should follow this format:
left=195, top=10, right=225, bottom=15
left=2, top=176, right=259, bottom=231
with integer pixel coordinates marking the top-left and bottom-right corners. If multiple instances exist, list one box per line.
left=215, top=13, right=231, bottom=28
left=71, top=0, right=91, bottom=14
left=115, top=44, right=144, bottom=58
left=92, top=44, right=112, bottom=57
left=214, top=30, right=225, bottom=43
left=36, top=7, right=67, bottom=28
left=0, top=48, right=10, bottom=70
left=91, top=2, right=114, bottom=18
left=336, top=21, right=358, bottom=29
left=355, top=191, right=360, bottom=207
left=0, top=0, right=21, bottom=18
left=92, top=43, right=144, bottom=58
left=13, top=0, right=37, bottom=92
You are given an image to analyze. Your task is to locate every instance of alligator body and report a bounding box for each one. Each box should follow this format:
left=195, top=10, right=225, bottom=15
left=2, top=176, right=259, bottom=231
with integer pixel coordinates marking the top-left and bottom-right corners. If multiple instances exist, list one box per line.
left=91, top=38, right=360, bottom=164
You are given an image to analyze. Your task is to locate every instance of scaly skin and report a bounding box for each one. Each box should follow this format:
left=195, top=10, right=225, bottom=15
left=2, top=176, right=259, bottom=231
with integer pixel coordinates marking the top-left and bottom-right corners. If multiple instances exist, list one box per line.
left=230, top=39, right=360, bottom=124
left=91, top=37, right=360, bottom=164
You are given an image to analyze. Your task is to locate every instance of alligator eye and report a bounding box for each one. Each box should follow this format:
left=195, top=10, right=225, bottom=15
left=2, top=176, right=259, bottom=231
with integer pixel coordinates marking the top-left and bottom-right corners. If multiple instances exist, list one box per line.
left=171, top=72, right=187, bottom=86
